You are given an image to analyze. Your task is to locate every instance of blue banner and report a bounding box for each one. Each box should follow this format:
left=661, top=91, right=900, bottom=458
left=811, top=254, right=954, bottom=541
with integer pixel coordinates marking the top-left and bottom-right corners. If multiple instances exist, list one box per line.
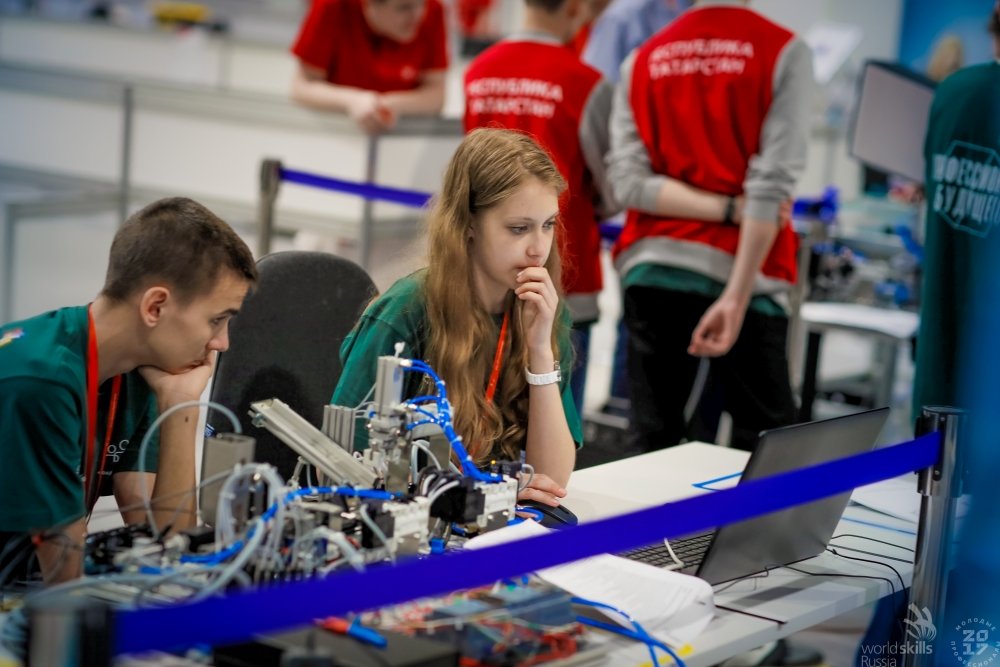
left=114, top=432, right=939, bottom=655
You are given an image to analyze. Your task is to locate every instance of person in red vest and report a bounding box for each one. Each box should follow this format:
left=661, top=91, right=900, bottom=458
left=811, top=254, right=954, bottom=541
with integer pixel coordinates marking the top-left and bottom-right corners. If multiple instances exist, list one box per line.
left=464, top=0, right=742, bottom=414
left=463, top=0, right=618, bottom=412
left=608, top=0, right=813, bottom=452
left=290, top=0, right=448, bottom=133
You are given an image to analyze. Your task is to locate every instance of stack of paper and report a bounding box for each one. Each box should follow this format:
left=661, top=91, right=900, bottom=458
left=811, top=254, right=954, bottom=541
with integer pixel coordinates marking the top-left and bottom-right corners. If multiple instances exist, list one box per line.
left=464, top=520, right=715, bottom=647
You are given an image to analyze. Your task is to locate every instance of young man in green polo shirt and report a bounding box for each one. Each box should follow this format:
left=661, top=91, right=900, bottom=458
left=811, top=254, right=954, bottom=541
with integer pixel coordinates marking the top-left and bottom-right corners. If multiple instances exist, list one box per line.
left=0, top=197, right=256, bottom=585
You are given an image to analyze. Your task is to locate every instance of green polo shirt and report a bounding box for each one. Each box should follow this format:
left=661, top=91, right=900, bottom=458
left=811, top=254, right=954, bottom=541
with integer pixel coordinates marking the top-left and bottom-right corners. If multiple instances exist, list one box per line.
left=0, top=306, right=159, bottom=533
left=331, top=271, right=584, bottom=454
left=913, top=61, right=1000, bottom=417
left=623, top=265, right=787, bottom=317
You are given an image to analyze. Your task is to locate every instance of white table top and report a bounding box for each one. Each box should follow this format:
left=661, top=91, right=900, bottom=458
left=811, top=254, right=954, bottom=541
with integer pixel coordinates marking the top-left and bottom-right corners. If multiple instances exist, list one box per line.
left=564, top=442, right=917, bottom=666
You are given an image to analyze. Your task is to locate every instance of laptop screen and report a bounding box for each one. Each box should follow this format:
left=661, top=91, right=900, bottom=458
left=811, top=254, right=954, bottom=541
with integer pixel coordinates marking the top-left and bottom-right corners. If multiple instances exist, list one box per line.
left=696, top=407, right=891, bottom=585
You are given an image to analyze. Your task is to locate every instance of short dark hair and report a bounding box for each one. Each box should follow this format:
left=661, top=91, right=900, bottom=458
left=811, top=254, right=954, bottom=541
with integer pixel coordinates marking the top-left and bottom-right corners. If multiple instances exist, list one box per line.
left=990, top=3, right=999, bottom=37
left=101, top=197, right=257, bottom=303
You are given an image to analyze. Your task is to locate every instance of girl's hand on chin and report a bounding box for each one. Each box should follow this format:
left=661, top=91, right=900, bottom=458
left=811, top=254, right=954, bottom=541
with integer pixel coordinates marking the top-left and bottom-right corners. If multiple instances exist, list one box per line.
left=515, top=266, right=558, bottom=354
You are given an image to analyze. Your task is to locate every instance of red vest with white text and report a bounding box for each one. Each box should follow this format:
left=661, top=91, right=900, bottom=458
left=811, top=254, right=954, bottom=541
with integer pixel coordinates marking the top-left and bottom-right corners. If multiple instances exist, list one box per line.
left=464, top=40, right=605, bottom=301
left=615, top=7, right=798, bottom=288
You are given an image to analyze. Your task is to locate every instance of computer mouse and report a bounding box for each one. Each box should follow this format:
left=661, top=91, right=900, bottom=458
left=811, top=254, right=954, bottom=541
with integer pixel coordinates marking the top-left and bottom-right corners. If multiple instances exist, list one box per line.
left=517, top=499, right=579, bottom=528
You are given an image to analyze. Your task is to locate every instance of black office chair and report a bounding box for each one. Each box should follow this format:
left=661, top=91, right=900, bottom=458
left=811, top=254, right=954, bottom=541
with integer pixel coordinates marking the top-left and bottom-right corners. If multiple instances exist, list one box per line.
left=207, top=251, right=377, bottom=480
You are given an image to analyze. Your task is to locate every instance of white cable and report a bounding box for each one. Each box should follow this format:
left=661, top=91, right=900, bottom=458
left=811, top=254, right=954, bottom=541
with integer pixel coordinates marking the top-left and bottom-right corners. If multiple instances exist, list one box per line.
left=213, top=463, right=283, bottom=564
left=410, top=440, right=421, bottom=480
left=427, top=480, right=459, bottom=506
left=193, top=515, right=268, bottom=600
left=253, top=466, right=290, bottom=572
left=411, top=439, right=443, bottom=471
left=683, top=358, right=711, bottom=425
left=518, top=463, right=536, bottom=493
left=137, top=399, right=241, bottom=538
left=351, top=384, right=376, bottom=412
left=358, top=503, right=393, bottom=562
left=309, top=527, right=365, bottom=572
left=133, top=567, right=215, bottom=607
left=662, top=539, right=683, bottom=568
left=289, top=458, right=306, bottom=489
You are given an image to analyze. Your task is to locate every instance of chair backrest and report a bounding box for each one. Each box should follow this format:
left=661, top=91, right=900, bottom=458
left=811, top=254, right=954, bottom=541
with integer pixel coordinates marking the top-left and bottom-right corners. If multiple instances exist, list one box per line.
left=207, top=251, right=377, bottom=480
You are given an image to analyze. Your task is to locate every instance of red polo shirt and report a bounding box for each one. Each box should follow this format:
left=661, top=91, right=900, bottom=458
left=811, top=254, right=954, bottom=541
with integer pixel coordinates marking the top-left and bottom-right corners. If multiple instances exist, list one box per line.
left=292, top=0, right=449, bottom=92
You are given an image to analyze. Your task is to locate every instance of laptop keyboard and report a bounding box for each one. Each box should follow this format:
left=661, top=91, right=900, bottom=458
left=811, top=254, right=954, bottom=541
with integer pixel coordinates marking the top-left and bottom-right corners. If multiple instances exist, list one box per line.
left=620, top=532, right=714, bottom=570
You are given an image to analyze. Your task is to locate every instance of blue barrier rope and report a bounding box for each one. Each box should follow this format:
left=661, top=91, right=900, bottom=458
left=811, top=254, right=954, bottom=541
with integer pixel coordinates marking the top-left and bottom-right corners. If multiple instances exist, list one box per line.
left=113, top=432, right=940, bottom=655
left=275, top=166, right=827, bottom=249
left=280, top=167, right=432, bottom=209
left=276, top=166, right=631, bottom=243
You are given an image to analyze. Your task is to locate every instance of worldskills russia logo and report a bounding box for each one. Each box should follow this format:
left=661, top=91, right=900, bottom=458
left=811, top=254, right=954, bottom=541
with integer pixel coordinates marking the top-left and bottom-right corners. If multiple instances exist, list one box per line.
left=904, top=604, right=937, bottom=647
left=860, top=604, right=936, bottom=666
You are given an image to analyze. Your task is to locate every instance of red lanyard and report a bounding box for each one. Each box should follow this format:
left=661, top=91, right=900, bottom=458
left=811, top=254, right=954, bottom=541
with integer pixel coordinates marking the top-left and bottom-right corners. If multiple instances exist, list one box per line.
left=85, top=306, right=122, bottom=511
left=485, top=310, right=509, bottom=404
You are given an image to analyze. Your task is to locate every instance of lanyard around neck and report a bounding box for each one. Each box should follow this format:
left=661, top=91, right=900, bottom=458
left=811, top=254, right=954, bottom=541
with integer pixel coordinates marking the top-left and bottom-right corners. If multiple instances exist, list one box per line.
left=485, top=310, right=510, bottom=404
left=85, top=306, right=122, bottom=511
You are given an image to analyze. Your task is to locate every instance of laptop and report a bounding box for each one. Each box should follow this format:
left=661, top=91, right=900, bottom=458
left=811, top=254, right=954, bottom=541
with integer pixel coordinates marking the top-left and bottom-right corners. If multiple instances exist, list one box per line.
left=623, top=407, right=891, bottom=585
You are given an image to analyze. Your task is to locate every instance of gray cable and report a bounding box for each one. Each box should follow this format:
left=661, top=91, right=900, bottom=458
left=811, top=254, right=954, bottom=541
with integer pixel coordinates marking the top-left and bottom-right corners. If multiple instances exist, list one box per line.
left=138, top=400, right=241, bottom=538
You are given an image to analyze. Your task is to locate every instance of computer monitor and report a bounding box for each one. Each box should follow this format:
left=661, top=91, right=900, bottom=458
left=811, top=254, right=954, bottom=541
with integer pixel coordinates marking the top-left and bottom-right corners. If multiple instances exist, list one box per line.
left=848, top=60, right=937, bottom=183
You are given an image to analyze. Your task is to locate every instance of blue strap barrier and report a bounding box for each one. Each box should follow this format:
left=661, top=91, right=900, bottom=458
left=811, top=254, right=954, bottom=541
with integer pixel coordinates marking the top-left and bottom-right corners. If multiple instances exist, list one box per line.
left=113, top=432, right=939, bottom=655
left=276, top=165, right=834, bottom=246
left=276, top=165, right=620, bottom=243
left=280, top=167, right=432, bottom=209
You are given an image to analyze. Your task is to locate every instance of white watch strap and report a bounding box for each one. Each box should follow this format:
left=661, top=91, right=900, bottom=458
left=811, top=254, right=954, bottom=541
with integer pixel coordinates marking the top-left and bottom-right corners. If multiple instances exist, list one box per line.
left=524, top=363, right=561, bottom=386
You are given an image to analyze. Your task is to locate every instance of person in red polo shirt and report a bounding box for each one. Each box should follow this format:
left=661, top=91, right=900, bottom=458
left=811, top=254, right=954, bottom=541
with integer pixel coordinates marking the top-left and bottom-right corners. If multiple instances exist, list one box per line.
left=291, top=0, right=449, bottom=133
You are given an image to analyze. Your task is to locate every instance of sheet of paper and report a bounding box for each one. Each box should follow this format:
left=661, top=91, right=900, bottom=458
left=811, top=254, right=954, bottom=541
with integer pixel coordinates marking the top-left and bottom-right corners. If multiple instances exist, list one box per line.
left=851, top=475, right=921, bottom=523
left=464, top=521, right=715, bottom=644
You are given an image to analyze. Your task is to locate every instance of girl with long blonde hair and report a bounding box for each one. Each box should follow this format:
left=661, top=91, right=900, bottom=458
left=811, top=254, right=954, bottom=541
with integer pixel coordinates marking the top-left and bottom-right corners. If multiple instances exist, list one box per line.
left=332, top=128, right=579, bottom=504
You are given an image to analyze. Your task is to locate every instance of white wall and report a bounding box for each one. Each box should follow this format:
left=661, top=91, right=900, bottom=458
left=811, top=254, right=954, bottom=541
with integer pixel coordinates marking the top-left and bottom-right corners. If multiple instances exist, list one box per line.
left=753, top=0, right=905, bottom=200
left=0, top=0, right=909, bottom=213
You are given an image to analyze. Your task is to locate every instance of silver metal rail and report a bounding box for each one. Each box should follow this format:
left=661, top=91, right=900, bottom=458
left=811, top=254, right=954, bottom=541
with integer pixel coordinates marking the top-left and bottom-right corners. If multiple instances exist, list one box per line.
left=907, top=406, right=966, bottom=667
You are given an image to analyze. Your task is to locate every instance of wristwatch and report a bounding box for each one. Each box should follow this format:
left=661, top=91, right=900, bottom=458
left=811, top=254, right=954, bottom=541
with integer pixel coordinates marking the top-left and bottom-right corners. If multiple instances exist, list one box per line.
left=723, top=196, right=737, bottom=226
left=525, top=362, right=561, bottom=386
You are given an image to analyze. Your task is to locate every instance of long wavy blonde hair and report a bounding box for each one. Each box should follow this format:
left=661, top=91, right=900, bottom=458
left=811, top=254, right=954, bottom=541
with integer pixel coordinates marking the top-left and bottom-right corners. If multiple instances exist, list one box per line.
left=423, top=128, right=567, bottom=464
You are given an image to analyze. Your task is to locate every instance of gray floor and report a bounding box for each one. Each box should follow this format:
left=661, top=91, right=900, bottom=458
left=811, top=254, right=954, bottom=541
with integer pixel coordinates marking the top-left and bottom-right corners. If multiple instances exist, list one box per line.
left=5, top=201, right=917, bottom=666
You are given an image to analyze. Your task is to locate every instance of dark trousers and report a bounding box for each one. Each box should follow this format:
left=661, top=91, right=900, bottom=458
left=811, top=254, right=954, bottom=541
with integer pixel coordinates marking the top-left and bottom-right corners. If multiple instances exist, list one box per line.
left=0, top=531, right=37, bottom=589
left=569, top=321, right=593, bottom=415
left=623, top=286, right=797, bottom=452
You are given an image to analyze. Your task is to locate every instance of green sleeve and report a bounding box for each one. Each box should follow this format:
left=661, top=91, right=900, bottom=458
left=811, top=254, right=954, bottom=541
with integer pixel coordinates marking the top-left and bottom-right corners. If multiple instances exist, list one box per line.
left=112, top=391, right=160, bottom=475
left=557, top=308, right=584, bottom=448
left=0, top=377, right=85, bottom=532
left=560, top=378, right=584, bottom=448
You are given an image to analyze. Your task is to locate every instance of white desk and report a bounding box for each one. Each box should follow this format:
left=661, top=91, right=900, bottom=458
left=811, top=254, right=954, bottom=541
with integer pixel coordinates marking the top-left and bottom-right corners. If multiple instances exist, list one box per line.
left=565, top=442, right=917, bottom=666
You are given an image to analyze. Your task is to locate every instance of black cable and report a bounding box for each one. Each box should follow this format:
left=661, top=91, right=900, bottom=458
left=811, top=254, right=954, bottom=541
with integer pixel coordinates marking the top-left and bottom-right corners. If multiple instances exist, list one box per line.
left=714, top=604, right=787, bottom=627
left=831, top=533, right=915, bottom=553
left=784, top=564, right=897, bottom=598
left=824, top=543, right=912, bottom=565
left=712, top=567, right=774, bottom=595
left=710, top=567, right=789, bottom=626
left=825, top=547, right=907, bottom=594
